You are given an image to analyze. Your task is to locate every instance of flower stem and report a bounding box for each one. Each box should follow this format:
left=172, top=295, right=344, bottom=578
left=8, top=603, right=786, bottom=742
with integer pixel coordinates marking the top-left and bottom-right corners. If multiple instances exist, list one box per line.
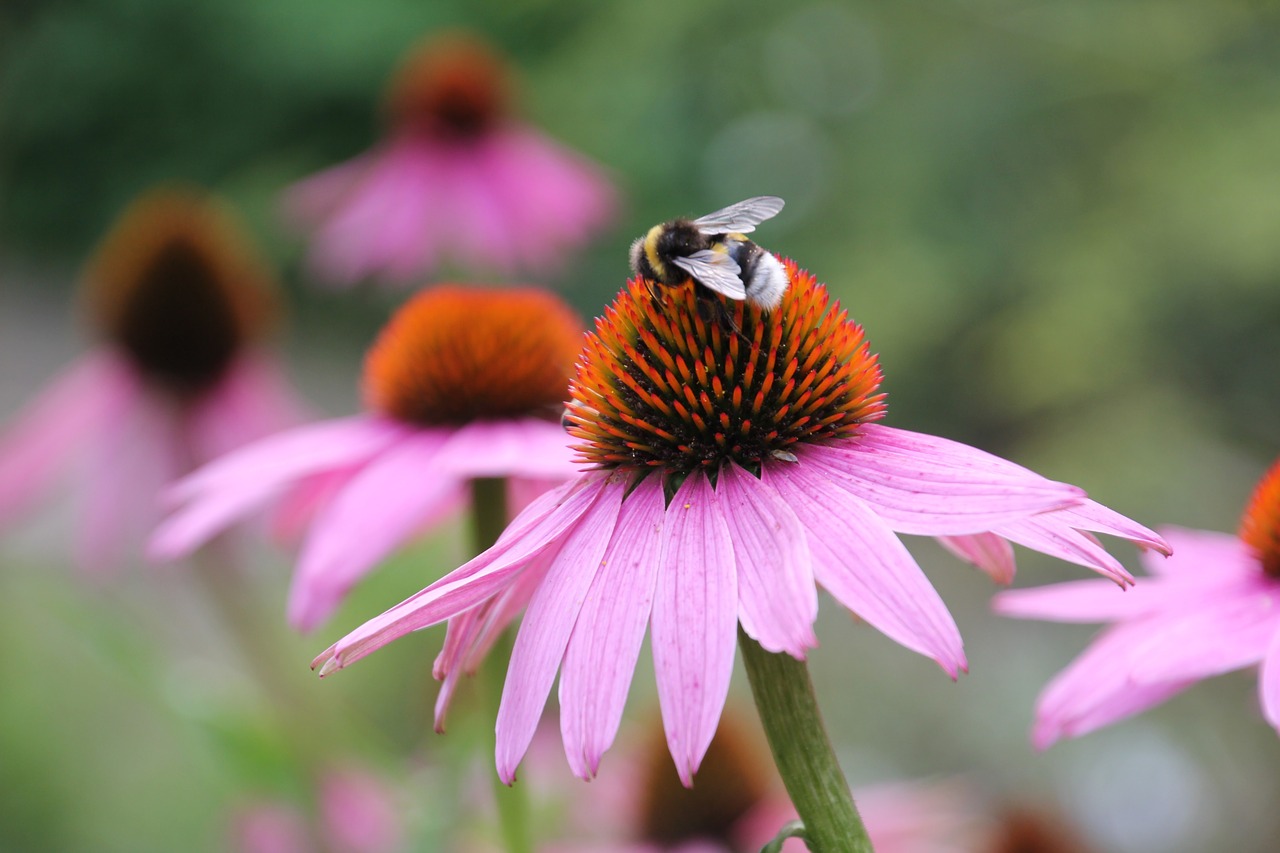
left=738, top=627, right=873, bottom=853
left=470, top=478, right=533, bottom=853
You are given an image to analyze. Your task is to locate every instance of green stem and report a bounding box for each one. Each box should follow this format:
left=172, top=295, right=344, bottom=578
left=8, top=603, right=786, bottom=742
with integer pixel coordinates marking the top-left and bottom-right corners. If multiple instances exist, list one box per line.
left=738, top=627, right=873, bottom=853
left=470, top=478, right=532, bottom=853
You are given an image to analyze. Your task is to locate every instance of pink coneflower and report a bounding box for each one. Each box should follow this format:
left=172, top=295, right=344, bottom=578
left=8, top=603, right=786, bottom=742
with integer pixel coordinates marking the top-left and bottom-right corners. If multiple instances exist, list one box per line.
left=152, top=285, right=585, bottom=632
left=0, top=188, right=302, bottom=574
left=995, top=457, right=1280, bottom=749
left=314, top=261, right=1164, bottom=785
left=284, top=32, right=617, bottom=287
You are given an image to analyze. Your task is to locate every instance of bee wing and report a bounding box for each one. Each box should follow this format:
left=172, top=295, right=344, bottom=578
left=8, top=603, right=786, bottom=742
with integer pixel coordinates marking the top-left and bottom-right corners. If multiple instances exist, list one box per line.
left=672, top=250, right=747, bottom=300
left=691, top=196, right=785, bottom=235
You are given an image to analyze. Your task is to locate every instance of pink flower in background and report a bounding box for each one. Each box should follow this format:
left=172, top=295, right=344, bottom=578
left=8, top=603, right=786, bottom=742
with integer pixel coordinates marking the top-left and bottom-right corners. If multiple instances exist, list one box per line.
left=996, top=457, right=1280, bottom=748
left=314, top=263, right=1165, bottom=785
left=230, top=765, right=404, bottom=853
left=0, top=187, right=303, bottom=575
left=284, top=32, right=617, bottom=287
left=152, top=285, right=585, bottom=632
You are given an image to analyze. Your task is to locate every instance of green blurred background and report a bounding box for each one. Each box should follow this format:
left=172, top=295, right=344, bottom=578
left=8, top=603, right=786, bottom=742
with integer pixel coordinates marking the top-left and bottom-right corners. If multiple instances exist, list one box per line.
left=2, top=0, right=1280, bottom=850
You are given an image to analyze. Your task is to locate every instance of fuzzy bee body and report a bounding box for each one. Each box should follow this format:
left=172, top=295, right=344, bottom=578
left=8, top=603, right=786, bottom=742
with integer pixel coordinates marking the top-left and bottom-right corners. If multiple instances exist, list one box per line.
left=628, top=196, right=788, bottom=312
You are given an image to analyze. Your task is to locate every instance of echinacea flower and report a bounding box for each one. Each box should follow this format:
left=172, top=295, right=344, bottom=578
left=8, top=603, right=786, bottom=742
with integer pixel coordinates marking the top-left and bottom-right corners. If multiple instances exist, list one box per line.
left=314, top=261, right=1164, bottom=785
left=995, top=457, right=1280, bottom=749
left=284, top=31, right=616, bottom=287
left=152, top=285, right=585, bottom=632
left=0, top=187, right=302, bottom=574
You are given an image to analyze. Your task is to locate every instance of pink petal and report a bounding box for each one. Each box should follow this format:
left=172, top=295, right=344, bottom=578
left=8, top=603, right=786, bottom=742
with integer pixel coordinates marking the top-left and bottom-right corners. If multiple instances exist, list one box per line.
left=431, top=605, right=484, bottom=732
left=185, top=354, right=308, bottom=463
left=314, top=474, right=608, bottom=675
left=1126, top=585, right=1280, bottom=684
left=993, top=514, right=1134, bottom=585
left=1142, top=527, right=1253, bottom=577
left=1257, top=628, right=1280, bottom=732
left=495, top=475, right=626, bottom=784
left=76, top=383, right=176, bottom=575
left=434, top=555, right=552, bottom=732
left=805, top=427, right=1084, bottom=535
left=766, top=460, right=966, bottom=677
left=559, top=474, right=665, bottom=779
left=442, top=419, right=581, bottom=481
left=0, top=352, right=131, bottom=527
left=719, top=464, right=818, bottom=658
left=301, top=141, right=443, bottom=285
left=1056, top=499, right=1170, bottom=555
left=150, top=417, right=405, bottom=561
left=287, top=431, right=459, bottom=632
left=1031, top=624, right=1191, bottom=749
left=937, top=533, right=1017, bottom=584
left=650, top=472, right=739, bottom=787
left=994, top=578, right=1158, bottom=623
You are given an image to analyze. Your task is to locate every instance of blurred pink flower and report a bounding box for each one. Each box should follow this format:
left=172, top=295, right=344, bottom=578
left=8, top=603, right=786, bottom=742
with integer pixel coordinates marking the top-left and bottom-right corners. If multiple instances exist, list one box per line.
left=0, top=188, right=302, bottom=575
left=230, top=765, right=404, bottom=853
left=231, top=801, right=311, bottom=853
left=284, top=32, right=616, bottom=287
left=314, top=264, right=1164, bottom=785
left=320, top=766, right=406, bottom=853
left=996, top=457, right=1280, bottom=748
left=152, top=285, right=584, bottom=632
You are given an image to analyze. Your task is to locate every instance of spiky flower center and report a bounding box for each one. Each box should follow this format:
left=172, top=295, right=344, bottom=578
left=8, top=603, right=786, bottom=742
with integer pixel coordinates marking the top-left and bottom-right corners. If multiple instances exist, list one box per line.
left=1240, top=458, right=1280, bottom=578
left=363, top=285, right=582, bottom=426
left=385, top=32, right=510, bottom=137
left=636, top=716, right=767, bottom=846
left=564, top=260, right=885, bottom=475
left=84, top=188, right=276, bottom=397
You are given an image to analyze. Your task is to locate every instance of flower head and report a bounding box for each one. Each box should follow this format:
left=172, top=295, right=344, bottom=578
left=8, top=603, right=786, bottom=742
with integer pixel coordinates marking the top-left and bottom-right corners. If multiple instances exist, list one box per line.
left=996, top=457, right=1280, bottom=748
left=152, top=285, right=585, bottom=631
left=314, top=261, right=1164, bottom=784
left=0, top=187, right=302, bottom=574
left=85, top=188, right=278, bottom=396
left=283, top=31, right=616, bottom=287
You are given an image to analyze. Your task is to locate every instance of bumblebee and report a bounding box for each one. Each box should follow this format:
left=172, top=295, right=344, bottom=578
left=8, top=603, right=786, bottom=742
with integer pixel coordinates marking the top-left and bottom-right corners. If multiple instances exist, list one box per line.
left=628, top=196, right=788, bottom=311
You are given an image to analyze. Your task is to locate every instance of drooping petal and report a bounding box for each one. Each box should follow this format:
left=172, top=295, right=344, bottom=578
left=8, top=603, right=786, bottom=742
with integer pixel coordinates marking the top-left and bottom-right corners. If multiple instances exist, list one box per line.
left=434, top=552, right=554, bottom=732
left=992, top=514, right=1135, bottom=586
left=431, top=605, right=485, bottom=732
left=651, top=472, right=739, bottom=787
left=76, top=382, right=175, bottom=575
left=805, top=427, right=1084, bottom=535
left=994, top=578, right=1159, bottom=623
left=1126, top=585, right=1280, bottom=684
left=719, top=463, right=818, bottom=658
left=150, top=417, right=406, bottom=560
left=313, top=474, right=608, bottom=674
left=287, top=431, right=458, bottom=632
left=0, top=352, right=130, bottom=527
left=442, top=418, right=580, bottom=481
left=559, top=474, right=665, bottom=779
left=296, top=141, right=445, bottom=286
left=767, top=460, right=966, bottom=677
left=1031, top=624, right=1191, bottom=749
left=1257, top=628, right=1280, bottom=732
left=937, top=533, right=1017, bottom=584
left=1056, top=500, right=1170, bottom=555
left=495, top=475, right=626, bottom=784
